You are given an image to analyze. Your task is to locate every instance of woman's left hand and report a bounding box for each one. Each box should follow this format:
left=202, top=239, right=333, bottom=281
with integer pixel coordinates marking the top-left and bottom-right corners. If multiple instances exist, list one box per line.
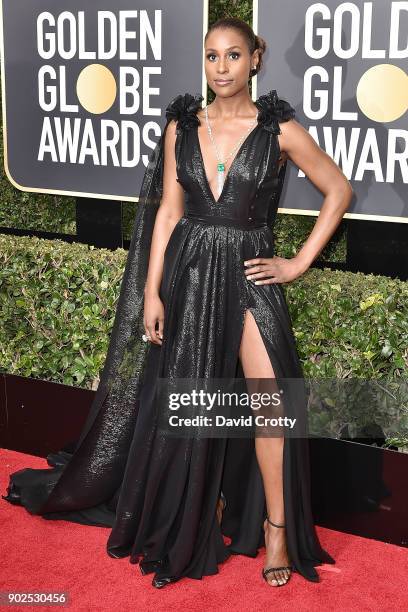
left=243, top=256, right=306, bottom=285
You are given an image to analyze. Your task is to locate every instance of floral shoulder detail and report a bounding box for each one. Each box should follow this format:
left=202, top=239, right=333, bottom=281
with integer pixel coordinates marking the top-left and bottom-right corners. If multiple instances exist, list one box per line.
left=165, top=92, right=204, bottom=134
left=255, top=89, right=296, bottom=134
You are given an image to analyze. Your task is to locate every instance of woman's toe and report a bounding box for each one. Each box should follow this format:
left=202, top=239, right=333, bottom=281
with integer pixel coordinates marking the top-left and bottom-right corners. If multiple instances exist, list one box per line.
left=283, top=568, right=291, bottom=582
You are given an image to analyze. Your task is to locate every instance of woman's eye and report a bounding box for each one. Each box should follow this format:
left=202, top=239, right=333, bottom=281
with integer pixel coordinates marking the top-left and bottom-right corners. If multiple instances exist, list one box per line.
left=206, top=52, right=241, bottom=61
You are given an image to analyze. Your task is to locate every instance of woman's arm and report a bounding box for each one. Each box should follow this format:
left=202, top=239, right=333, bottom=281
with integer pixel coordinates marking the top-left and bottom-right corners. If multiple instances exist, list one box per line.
left=143, top=119, right=185, bottom=344
left=243, top=118, right=353, bottom=285
left=279, top=118, right=353, bottom=275
left=144, top=119, right=185, bottom=298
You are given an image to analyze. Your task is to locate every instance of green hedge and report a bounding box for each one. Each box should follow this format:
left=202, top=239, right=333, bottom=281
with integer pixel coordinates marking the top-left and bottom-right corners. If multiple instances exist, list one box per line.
left=0, top=234, right=123, bottom=388
left=1, top=233, right=406, bottom=386
left=286, top=268, right=408, bottom=379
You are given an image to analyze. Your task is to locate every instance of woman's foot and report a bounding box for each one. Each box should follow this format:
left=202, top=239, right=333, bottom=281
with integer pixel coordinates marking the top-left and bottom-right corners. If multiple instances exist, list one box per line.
left=262, top=517, right=292, bottom=586
left=216, top=491, right=227, bottom=524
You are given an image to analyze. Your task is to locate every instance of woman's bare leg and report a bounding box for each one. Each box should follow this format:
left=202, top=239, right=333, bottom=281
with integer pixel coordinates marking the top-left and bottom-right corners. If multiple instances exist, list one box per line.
left=239, top=309, right=291, bottom=586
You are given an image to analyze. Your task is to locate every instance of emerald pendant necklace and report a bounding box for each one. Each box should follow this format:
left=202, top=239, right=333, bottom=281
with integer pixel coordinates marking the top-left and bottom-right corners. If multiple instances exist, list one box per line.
left=204, top=105, right=258, bottom=199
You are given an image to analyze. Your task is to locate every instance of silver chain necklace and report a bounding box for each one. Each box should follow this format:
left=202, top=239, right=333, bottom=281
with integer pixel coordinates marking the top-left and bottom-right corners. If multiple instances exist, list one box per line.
left=204, top=105, right=258, bottom=198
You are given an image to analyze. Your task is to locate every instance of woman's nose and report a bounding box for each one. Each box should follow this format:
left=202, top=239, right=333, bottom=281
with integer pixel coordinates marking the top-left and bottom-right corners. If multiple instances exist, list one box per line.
left=217, top=58, right=228, bottom=73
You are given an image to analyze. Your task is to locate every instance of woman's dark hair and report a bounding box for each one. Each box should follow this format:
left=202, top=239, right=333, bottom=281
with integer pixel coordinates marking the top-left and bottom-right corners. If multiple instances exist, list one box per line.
left=204, top=17, right=267, bottom=78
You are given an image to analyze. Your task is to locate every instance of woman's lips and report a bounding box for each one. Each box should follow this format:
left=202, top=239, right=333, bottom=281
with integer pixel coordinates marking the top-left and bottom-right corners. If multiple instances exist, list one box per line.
left=214, top=80, right=233, bottom=86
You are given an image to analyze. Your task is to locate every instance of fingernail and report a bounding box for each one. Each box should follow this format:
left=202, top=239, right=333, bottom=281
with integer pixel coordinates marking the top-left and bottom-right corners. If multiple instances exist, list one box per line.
left=244, top=262, right=249, bottom=266
left=247, top=275, right=252, bottom=280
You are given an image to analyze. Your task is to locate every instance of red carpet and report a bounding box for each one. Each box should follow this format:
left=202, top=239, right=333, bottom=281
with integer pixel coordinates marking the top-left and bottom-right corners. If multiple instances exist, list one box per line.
left=1, top=449, right=407, bottom=611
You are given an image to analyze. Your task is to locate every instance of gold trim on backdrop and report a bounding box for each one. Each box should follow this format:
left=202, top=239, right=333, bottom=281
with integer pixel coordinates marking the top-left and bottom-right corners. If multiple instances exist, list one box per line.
left=252, top=0, right=407, bottom=224
left=0, top=0, right=208, bottom=203
left=277, top=208, right=408, bottom=224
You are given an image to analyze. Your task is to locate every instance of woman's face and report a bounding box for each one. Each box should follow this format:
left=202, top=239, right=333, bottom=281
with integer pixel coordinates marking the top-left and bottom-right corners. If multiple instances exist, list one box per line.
left=204, top=28, right=258, bottom=97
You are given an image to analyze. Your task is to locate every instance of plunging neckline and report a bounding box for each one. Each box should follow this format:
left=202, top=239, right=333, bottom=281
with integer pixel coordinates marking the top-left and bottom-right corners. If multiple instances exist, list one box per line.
left=194, top=117, right=260, bottom=205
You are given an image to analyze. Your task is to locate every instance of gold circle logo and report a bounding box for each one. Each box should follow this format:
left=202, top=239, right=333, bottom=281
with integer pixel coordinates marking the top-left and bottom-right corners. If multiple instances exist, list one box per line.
left=356, top=64, right=408, bottom=122
left=76, top=64, right=117, bottom=114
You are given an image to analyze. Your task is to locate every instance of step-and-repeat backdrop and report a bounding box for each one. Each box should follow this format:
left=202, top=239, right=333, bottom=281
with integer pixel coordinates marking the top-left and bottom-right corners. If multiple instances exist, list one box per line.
left=1, top=0, right=407, bottom=221
left=0, top=0, right=207, bottom=201
left=255, top=0, right=408, bottom=222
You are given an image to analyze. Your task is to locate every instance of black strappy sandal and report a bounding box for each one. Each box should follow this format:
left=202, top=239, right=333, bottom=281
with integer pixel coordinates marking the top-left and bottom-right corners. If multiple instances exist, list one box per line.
left=262, top=516, right=293, bottom=587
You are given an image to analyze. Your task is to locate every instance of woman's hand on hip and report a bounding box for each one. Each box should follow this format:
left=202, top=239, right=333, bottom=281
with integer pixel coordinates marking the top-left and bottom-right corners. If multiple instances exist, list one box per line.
left=243, top=256, right=307, bottom=285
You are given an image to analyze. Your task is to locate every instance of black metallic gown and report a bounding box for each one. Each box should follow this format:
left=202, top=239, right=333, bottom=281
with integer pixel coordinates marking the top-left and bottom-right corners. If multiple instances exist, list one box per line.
left=2, top=90, right=335, bottom=587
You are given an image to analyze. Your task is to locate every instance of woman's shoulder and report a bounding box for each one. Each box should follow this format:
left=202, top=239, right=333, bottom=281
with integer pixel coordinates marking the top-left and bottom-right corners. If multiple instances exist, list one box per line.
left=255, top=89, right=296, bottom=134
left=163, top=88, right=296, bottom=135
left=165, top=92, right=204, bottom=133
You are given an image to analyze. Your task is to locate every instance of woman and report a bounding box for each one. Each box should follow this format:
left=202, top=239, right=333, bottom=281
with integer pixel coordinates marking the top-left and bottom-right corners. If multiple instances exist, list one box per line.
left=3, top=17, right=352, bottom=589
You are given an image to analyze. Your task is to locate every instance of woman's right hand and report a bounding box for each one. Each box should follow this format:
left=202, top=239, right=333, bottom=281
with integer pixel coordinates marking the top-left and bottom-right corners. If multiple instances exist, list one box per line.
left=143, top=293, right=165, bottom=345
